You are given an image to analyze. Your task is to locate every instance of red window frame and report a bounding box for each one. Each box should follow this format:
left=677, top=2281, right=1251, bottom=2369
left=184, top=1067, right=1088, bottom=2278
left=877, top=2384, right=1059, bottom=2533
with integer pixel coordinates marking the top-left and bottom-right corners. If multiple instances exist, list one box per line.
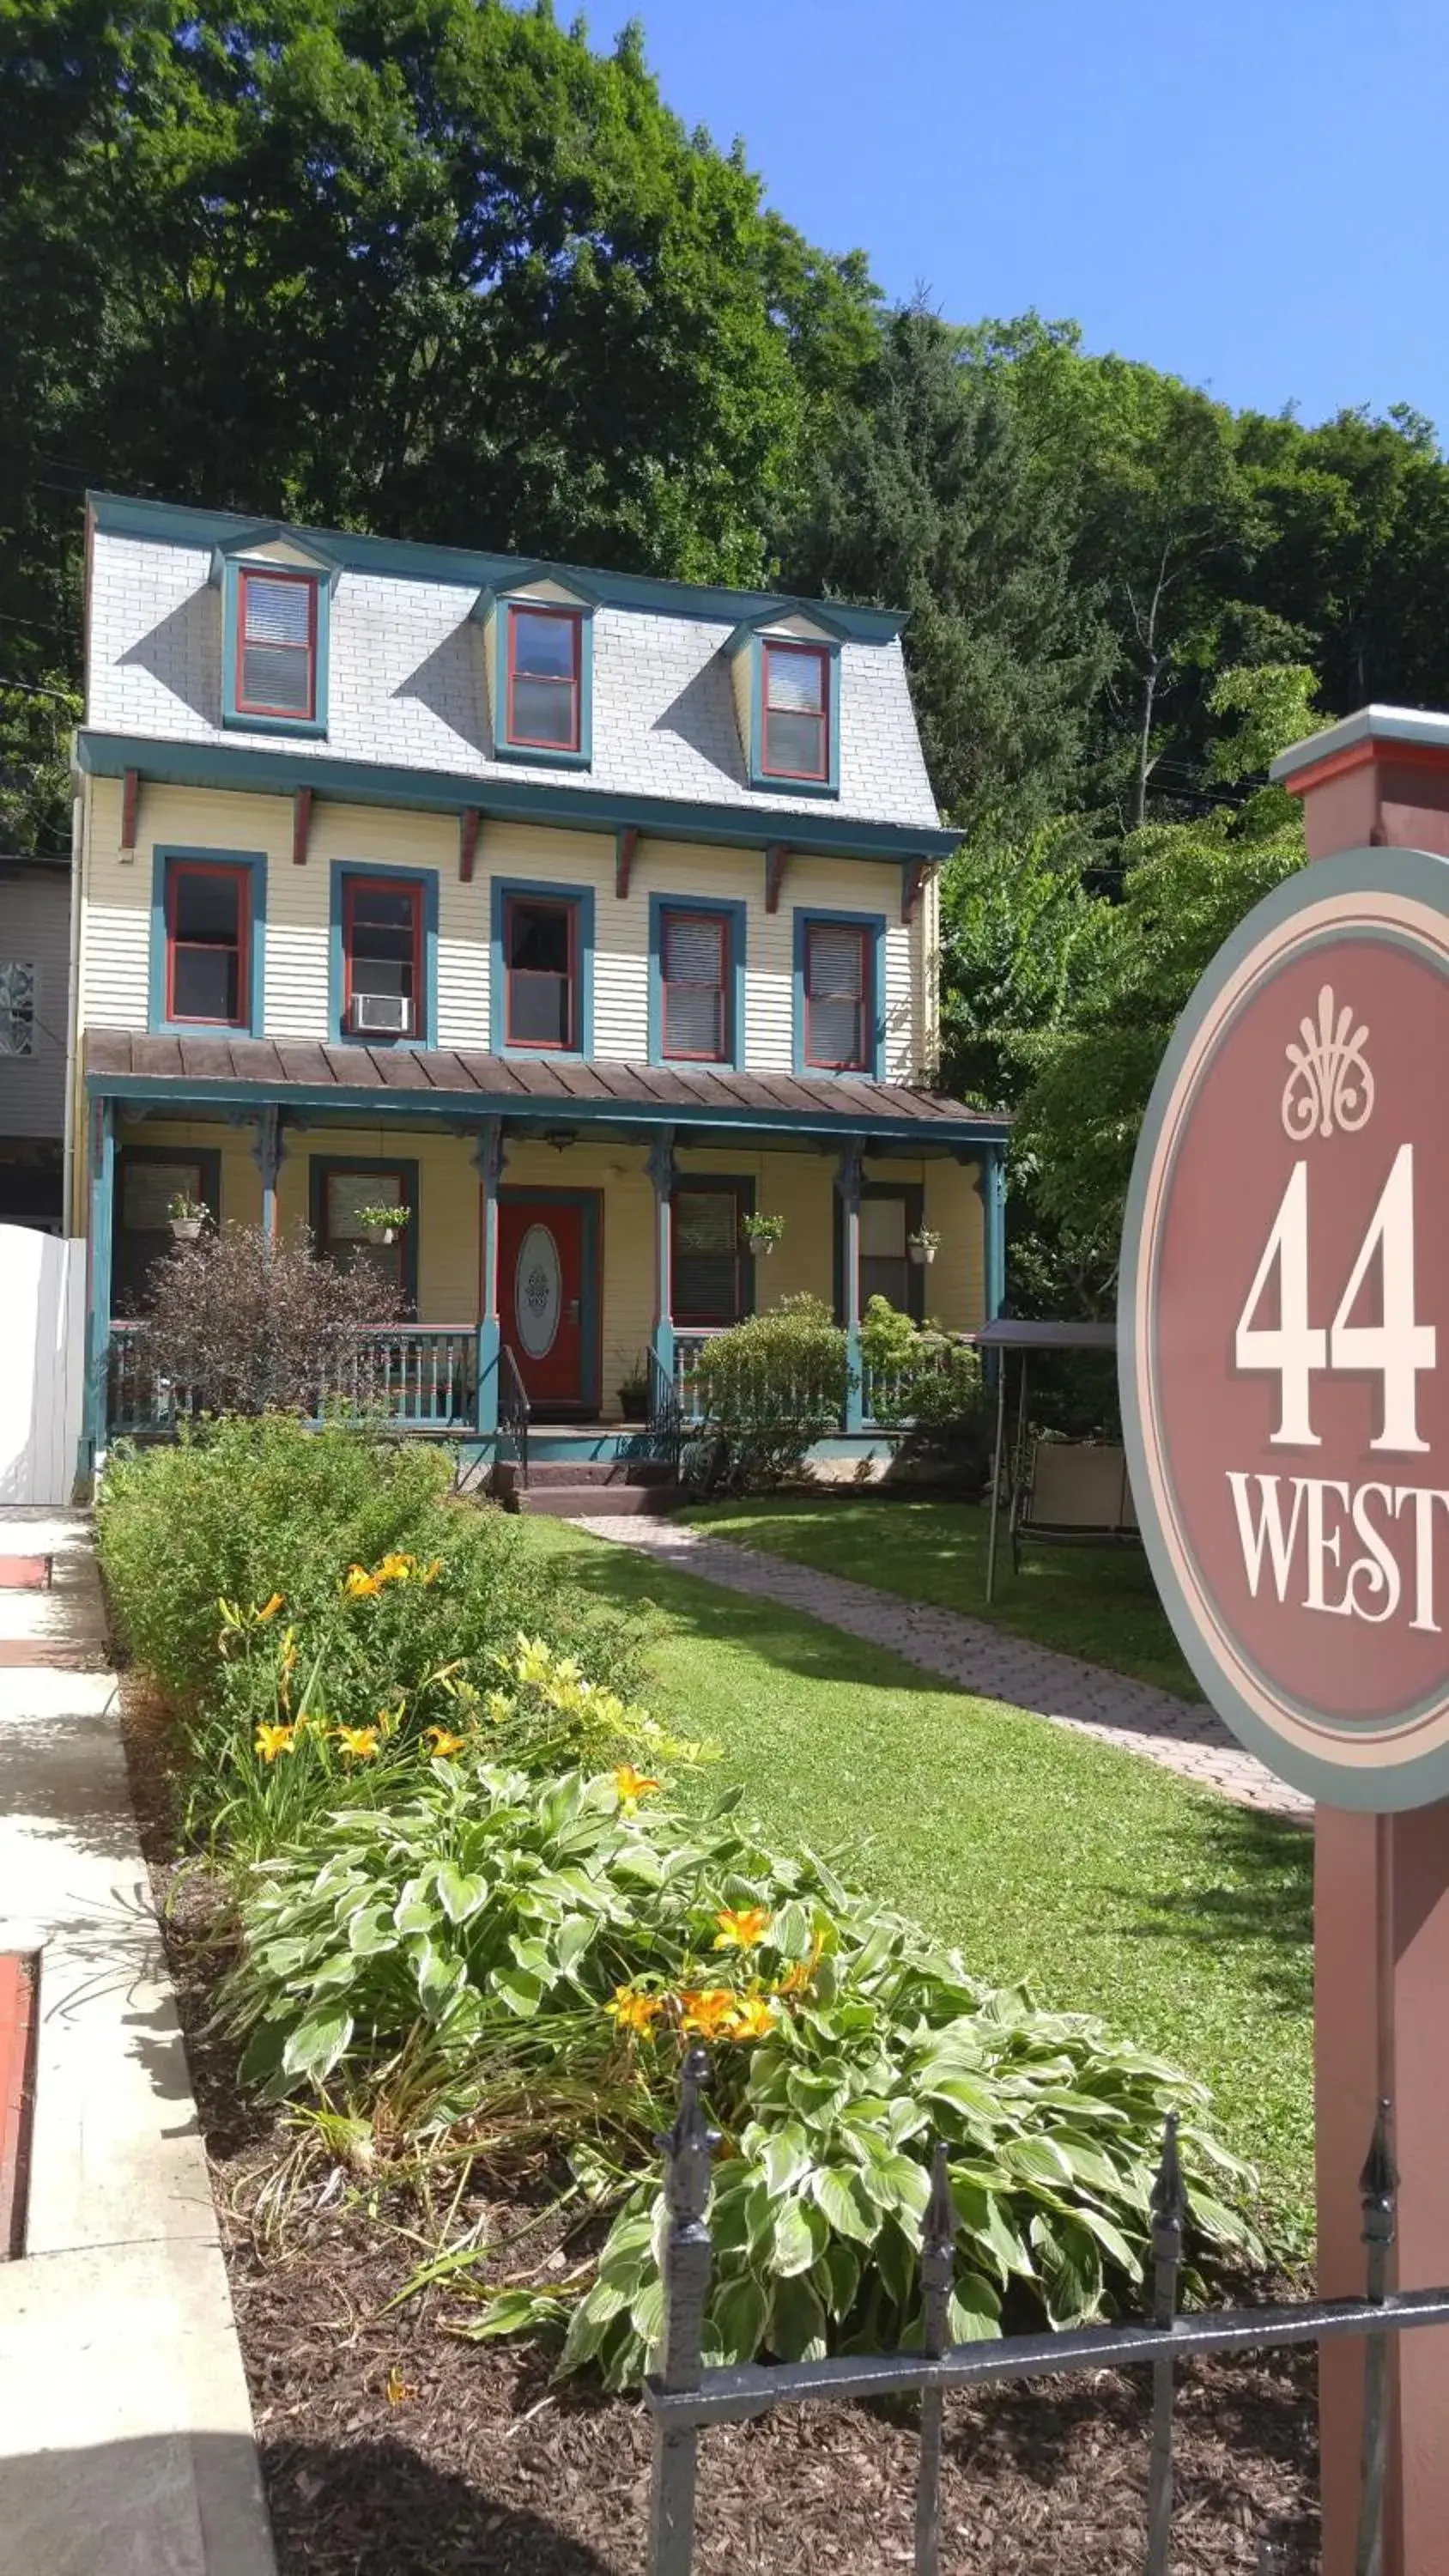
left=505, top=604, right=582, bottom=752
left=660, top=908, right=728, bottom=1062
left=670, top=1182, right=749, bottom=1328
left=803, top=920, right=870, bottom=1072
left=342, top=875, right=423, bottom=1039
left=235, top=568, right=318, bottom=721
left=761, top=641, right=830, bottom=782
left=164, top=860, right=250, bottom=1028
left=504, top=892, right=578, bottom=1051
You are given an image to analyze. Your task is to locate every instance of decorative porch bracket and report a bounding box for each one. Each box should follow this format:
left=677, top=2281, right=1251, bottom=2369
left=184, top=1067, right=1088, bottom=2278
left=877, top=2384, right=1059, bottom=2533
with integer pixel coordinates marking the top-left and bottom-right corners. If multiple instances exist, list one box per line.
left=119, top=766, right=139, bottom=864
left=474, top=1120, right=506, bottom=1436
left=646, top=1127, right=676, bottom=1394
left=250, top=1104, right=288, bottom=1243
left=458, top=806, right=481, bottom=884
left=835, top=1139, right=864, bottom=1433
left=901, top=858, right=931, bottom=926
left=764, top=842, right=789, bottom=914
left=615, top=824, right=639, bottom=900
left=292, top=786, right=313, bottom=866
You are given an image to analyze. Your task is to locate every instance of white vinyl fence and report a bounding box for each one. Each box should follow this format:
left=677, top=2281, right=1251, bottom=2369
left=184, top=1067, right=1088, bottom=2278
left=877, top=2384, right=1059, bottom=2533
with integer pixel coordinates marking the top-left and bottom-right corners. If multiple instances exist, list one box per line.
left=0, top=1225, right=86, bottom=1505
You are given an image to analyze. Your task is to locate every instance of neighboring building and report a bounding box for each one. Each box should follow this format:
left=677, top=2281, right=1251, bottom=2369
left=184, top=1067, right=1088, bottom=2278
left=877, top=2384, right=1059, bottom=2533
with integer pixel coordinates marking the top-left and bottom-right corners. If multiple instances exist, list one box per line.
left=72, top=491, right=1007, bottom=1466
left=0, top=851, right=70, bottom=1230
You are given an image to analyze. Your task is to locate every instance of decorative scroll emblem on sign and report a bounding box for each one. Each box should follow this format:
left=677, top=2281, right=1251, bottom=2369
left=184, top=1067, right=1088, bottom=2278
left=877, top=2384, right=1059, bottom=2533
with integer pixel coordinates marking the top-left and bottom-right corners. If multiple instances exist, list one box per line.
left=1119, top=844, right=1449, bottom=1812
left=1281, top=983, right=1375, bottom=1140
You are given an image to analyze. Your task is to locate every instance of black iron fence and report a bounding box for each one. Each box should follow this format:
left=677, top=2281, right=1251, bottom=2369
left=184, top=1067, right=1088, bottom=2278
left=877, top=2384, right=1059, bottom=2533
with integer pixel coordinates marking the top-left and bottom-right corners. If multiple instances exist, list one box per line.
left=643, top=2051, right=1449, bottom=2576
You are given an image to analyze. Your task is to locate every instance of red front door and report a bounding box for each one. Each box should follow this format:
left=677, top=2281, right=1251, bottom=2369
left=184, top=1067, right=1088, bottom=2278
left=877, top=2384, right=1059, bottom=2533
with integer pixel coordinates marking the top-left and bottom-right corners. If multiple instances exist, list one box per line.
left=498, top=1199, right=586, bottom=1409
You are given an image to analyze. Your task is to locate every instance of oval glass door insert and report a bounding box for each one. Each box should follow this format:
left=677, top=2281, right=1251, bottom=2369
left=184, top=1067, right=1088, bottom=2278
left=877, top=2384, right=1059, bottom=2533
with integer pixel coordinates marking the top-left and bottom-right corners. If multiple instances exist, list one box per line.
left=515, top=1223, right=562, bottom=1359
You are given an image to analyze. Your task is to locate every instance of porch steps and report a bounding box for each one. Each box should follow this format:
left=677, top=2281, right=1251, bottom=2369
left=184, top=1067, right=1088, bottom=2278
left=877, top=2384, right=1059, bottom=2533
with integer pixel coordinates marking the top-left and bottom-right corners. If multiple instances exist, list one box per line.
left=494, top=1456, right=686, bottom=1519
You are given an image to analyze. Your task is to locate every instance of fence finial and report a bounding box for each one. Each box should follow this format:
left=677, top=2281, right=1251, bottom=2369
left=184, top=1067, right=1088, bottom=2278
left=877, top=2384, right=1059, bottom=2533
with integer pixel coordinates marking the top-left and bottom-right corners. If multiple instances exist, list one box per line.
left=660, top=2044, right=719, bottom=2234
left=1149, top=2110, right=1189, bottom=2246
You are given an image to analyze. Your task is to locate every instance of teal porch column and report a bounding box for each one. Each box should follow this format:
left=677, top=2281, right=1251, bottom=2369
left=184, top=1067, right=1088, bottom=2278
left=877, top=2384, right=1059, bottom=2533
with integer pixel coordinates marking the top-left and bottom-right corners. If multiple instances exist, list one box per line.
left=980, top=1142, right=1007, bottom=1321
left=252, top=1104, right=286, bottom=1246
left=836, top=1139, right=864, bottom=1433
left=83, top=1094, right=116, bottom=1467
left=474, top=1119, right=503, bottom=1436
left=646, top=1129, right=676, bottom=1406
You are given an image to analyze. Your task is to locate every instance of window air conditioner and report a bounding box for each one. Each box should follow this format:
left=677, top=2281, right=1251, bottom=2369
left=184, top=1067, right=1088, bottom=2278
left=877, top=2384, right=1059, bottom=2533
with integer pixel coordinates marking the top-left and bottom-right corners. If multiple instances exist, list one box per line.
left=351, top=993, right=413, bottom=1036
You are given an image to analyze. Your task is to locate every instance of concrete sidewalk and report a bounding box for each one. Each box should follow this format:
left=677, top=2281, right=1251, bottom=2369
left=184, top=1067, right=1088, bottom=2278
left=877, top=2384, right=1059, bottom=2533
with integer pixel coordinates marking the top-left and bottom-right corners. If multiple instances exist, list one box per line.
left=569, top=1516, right=1311, bottom=1824
left=0, top=1509, right=276, bottom=2576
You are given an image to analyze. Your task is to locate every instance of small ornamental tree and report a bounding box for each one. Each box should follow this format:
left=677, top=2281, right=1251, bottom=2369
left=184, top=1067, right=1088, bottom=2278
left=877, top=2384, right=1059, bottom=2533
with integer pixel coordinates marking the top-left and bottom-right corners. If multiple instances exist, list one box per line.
left=132, top=1224, right=401, bottom=1419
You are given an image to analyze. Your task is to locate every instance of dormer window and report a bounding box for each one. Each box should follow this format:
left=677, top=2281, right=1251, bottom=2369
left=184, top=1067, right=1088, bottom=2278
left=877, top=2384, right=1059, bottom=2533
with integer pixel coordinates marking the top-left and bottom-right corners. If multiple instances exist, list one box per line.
left=236, top=569, right=318, bottom=720
left=762, top=641, right=830, bottom=782
left=506, top=606, right=582, bottom=751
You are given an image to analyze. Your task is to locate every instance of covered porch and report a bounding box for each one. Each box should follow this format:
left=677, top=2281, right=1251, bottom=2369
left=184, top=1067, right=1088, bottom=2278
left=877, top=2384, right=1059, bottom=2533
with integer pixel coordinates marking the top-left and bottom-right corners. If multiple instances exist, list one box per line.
left=83, top=1030, right=1008, bottom=1465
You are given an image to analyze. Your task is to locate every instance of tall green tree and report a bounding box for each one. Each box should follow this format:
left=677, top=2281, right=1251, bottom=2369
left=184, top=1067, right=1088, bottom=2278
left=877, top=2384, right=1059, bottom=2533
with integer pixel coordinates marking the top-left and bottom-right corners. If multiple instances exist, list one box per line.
left=779, top=307, right=1113, bottom=835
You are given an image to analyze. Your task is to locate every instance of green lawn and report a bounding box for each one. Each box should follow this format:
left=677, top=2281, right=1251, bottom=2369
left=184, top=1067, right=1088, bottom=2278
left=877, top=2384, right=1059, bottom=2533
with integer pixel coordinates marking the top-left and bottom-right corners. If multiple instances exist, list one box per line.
left=531, top=1518, right=1313, bottom=2245
left=687, top=1496, right=1198, bottom=1698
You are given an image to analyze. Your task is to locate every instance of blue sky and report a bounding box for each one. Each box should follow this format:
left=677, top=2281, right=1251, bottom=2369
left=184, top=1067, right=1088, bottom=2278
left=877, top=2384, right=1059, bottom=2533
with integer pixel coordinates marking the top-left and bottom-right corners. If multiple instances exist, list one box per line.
left=629, top=0, right=1448, bottom=436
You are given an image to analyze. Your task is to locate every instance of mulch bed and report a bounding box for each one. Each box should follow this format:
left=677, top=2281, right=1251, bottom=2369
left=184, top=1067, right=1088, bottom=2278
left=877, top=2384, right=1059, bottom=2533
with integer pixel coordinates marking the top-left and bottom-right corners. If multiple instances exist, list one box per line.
left=123, top=1689, right=1319, bottom=2575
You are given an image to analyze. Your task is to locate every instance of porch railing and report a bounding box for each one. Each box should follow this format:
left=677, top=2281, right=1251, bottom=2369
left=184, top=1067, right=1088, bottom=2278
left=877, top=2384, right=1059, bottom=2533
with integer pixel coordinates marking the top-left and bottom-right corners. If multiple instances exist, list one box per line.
left=106, top=1321, right=477, bottom=1437
left=673, top=1328, right=978, bottom=1435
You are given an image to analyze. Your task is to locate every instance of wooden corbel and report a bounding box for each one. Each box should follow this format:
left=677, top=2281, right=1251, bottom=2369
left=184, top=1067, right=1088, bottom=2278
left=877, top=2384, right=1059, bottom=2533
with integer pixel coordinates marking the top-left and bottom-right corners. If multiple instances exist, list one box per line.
left=119, top=767, right=139, bottom=864
left=458, top=807, right=481, bottom=884
left=292, top=787, right=313, bottom=866
left=765, top=841, right=789, bottom=914
left=901, top=858, right=931, bottom=926
left=615, top=824, right=639, bottom=900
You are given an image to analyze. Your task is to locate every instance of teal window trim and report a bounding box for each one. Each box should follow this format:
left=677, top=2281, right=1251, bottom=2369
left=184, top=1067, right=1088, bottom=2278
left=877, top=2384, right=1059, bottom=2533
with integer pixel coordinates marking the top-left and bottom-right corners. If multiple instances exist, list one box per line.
left=149, top=843, right=266, bottom=1037
left=748, top=635, right=840, bottom=797
left=497, top=1185, right=603, bottom=1411
left=219, top=559, right=330, bottom=739
left=328, top=861, right=440, bottom=1049
left=832, top=1177, right=925, bottom=1328
left=670, top=1171, right=757, bottom=1327
left=307, top=1152, right=421, bottom=1313
left=485, top=597, right=595, bottom=770
left=792, top=908, right=888, bottom=1079
left=647, top=893, right=748, bottom=1072
left=489, top=876, right=595, bottom=1060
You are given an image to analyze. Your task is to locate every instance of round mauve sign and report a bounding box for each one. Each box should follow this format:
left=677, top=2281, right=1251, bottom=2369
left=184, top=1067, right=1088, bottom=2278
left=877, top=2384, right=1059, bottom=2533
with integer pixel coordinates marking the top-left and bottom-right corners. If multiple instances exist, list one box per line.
left=1119, top=844, right=1449, bottom=1809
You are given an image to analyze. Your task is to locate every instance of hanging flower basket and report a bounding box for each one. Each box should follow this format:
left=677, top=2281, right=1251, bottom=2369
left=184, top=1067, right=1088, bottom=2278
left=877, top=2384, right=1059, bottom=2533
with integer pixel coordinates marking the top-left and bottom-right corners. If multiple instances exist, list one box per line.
left=167, top=1193, right=209, bottom=1244
left=908, top=1229, right=941, bottom=1267
left=741, top=1213, right=785, bottom=1258
left=355, top=1203, right=411, bottom=1249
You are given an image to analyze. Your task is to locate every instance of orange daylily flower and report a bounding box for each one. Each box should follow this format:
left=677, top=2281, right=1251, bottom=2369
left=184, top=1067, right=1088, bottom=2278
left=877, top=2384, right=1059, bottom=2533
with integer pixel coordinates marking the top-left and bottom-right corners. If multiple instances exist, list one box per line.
left=343, top=1564, right=381, bottom=1599
left=606, top=1986, right=664, bottom=2036
left=712, top=1905, right=772, bottom=1953
left=613, top=1764, right=660, bottom=1812
left=775, top=1932, right=826, bottom=1998
left=255, top=1591, right=285, bottom=1624
left=254, top=1722, right=297, bottom=1763
left=424, top=1726, right=469, bottom=1759
left=335, top=1723, right=380, bottom=1759
left=375, top=1552, right=416, bottom=1585
left=677, top=1988, right=741, bottom=2040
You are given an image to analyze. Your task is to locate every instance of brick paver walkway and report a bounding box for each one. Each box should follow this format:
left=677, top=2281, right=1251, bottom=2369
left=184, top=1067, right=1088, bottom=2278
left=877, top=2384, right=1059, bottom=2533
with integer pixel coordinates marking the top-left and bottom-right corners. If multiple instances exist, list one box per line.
left=569, top=1516, right=1310, bottom=1824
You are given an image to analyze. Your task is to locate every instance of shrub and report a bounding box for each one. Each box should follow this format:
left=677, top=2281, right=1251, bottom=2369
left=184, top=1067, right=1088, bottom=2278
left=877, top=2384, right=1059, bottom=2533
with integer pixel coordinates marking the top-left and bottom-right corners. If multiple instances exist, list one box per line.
left=128, top=1223, right=402, bottom=1419
left=218, top=1756, right=1258, bottom=2387
left=97, top=1416, right=643, bottom=1716
left=693, top=1295, right=851, bottom=1489
left=859, top=1297, right=984, bottom=1429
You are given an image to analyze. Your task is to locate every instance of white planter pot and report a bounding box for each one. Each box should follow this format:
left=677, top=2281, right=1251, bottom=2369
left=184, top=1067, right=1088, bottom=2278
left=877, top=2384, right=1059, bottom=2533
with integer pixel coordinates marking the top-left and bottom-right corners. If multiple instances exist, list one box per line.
left=363, top=1225, right=399, bottom=1246
left=747, top=1236, right=777, bottom=1258
left=168, top=1218, right=203, bottom=1243
left=908, top=1242, right=937, bottom=1266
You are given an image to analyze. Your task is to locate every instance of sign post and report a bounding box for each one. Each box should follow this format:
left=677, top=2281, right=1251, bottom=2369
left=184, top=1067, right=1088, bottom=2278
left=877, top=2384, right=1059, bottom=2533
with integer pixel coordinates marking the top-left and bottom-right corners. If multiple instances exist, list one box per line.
left=1119, top=708, right=1449, bottom=2575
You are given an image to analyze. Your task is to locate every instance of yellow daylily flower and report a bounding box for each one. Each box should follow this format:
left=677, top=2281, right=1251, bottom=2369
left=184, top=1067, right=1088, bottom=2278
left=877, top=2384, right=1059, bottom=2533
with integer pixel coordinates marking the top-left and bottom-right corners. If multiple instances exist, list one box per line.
left=343, top=1564, right=381, bottom=1599
left=606, top=1985, right=664, bottom=2036
left=613, top=1764, right=660, bottom=1812
left=678, top=1988, right=740, bottom=2040
left=375, top=1551, right=416, bottom=1586
left=254, top=1722, right=298, bottom=1763
left=335, top=1723, right=380, bottom=1760
left=712, top=1906, right=772, bottom=1953
left=420, top=1558, right=443, bottom=1586
left=724, top=1996, right=778, bottom=2043
left=424, top=1726, right=469, bottom=1759
left=254, top=1592, right=285, bottom=1624
left=774, top=1931, right=826, bottom=1998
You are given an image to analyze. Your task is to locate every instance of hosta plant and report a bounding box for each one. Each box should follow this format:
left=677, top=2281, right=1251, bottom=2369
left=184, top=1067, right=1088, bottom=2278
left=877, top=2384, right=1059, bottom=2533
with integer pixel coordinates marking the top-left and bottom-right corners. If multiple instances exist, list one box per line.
left=218, top=1756, right=1258, bottom=2385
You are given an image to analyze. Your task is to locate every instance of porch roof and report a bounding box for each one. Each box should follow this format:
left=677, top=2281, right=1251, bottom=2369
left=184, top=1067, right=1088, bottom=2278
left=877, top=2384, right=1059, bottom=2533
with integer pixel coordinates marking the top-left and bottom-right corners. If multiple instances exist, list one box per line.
left=84, top=1028, right=1010, bottom=1148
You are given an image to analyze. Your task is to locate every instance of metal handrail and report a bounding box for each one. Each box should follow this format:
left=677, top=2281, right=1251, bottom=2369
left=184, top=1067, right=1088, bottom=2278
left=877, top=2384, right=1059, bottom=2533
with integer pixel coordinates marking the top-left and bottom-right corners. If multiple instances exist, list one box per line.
left=498, top=1341, right=530, bottom=1490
